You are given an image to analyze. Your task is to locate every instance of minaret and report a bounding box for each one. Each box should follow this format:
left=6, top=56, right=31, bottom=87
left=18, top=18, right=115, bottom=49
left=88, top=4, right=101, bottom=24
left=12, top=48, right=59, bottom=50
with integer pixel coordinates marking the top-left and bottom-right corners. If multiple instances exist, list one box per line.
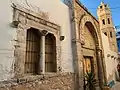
left=97, top=2, right=118, bottom=52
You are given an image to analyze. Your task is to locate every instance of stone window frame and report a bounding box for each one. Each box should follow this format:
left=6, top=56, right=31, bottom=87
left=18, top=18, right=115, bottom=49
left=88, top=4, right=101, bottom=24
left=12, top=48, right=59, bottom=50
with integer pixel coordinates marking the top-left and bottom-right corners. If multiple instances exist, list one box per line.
left=11, top=4, right=61, bottom=78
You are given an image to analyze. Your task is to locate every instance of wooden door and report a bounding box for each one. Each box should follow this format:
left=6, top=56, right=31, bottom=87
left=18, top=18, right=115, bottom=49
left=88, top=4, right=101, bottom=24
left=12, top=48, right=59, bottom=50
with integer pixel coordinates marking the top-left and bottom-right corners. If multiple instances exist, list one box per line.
left=83, top=56, right=94, bottom=90
left=25, top=29, right=40, bottom=74
left=45, top=33, right=56, bottom=72
left=83, top=57, right=93, bottom=73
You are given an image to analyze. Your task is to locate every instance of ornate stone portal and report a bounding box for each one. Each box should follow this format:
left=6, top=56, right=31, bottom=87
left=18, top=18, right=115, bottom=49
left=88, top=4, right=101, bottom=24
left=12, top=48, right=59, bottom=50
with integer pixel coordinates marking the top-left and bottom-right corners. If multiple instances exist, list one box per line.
left=12, top=4, right=61, bottom=77
left=71, top=0, right=104, bottom=89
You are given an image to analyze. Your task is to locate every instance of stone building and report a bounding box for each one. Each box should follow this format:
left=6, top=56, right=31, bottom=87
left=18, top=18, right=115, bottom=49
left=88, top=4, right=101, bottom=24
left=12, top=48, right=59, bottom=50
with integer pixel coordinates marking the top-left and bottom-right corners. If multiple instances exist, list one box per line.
left=97, top=2, right=118, bottom=53
left=64, top=0, right=105, bottom=89
left=97, top=2, right=119, bottom=88
left=0, top=0, right=118, bottom=90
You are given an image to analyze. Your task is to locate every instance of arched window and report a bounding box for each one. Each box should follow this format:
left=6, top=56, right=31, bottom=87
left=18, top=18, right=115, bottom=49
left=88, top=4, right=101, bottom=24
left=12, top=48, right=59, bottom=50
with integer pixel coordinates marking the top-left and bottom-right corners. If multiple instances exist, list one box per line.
left=25, top=29, right=41, bottom=74
left=108, top=18, right=110, bottom=24
left=110, top=32, right=112, bottom=38
left=25, top=29, right=57, bottom=74
left=104, top=32, right=107, bottom=36
left=102, top=19, right=105, bottom=25
left=45, top=33, right=56, bottom=72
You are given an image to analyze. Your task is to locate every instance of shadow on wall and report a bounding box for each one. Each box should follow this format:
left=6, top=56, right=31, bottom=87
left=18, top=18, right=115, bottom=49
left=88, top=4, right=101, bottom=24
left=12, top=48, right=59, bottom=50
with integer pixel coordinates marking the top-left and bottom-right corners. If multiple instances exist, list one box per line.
left=115, top=71, right=119, bottom=81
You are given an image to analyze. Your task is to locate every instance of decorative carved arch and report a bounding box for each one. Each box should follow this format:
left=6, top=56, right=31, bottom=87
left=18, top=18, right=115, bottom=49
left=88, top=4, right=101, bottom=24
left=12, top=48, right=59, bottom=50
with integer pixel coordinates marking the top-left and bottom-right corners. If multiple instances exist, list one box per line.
left=78, top=15, right=100, bottom=47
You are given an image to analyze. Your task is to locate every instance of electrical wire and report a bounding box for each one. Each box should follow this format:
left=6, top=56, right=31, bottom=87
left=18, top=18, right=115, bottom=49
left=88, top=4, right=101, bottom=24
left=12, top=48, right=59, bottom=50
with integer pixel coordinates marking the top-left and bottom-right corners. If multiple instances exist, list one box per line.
left=88, top=7, right=120, bottom=10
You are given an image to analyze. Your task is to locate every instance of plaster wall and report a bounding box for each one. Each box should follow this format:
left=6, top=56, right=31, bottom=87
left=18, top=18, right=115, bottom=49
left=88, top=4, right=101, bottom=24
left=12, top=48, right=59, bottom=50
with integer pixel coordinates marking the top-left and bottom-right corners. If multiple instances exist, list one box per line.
left=0, top=0, right=16, bottom=81
left=101, top=33, right=118, bottom=83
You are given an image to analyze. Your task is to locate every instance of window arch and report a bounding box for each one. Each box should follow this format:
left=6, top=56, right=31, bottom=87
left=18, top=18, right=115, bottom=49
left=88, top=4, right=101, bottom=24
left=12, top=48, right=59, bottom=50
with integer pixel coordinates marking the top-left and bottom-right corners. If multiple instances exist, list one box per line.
left=25, top=28, right=41, bottom=74
left=102, top=19, right=105, bottom=25
left=108, top=18, right=110, bottom=24
left=45, top=33, right=56, bottom=72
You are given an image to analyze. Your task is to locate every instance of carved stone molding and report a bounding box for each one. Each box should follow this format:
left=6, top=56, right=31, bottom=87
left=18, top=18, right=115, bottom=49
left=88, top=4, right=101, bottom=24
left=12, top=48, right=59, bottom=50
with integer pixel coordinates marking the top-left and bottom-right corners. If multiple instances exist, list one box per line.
left=12, top=5, right=60, bottom=31
left=41, top=30, right=48, bottom=36
left=12, top=4, right=61, bottom=77
left=107, top=54, right=110, bottom=57
left=11, top=21, right=20, bottom=28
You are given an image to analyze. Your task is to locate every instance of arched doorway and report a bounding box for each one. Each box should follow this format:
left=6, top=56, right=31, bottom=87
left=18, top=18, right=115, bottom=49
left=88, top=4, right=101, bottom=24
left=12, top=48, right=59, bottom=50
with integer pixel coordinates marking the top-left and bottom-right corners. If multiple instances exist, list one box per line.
left=82, top=22, right=98, bottom=89
left=82, top=22, right=97, bottom=74
left=45, top=33, right=56, bottom=72
left=25, top=28, right=41, bottom=74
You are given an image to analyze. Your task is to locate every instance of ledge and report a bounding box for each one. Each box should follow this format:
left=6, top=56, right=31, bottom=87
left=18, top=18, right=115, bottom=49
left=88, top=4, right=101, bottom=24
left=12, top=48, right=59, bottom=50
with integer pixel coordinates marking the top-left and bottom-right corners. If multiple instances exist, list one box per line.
left=11, top=3, right=60, bottom=30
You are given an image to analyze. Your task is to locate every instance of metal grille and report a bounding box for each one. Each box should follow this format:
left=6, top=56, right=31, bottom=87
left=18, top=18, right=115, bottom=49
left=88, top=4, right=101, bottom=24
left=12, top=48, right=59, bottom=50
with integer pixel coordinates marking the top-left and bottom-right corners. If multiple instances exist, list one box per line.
left=25, top=29, right=40, bottom=74
left=45, top=33, right=56, bottom=72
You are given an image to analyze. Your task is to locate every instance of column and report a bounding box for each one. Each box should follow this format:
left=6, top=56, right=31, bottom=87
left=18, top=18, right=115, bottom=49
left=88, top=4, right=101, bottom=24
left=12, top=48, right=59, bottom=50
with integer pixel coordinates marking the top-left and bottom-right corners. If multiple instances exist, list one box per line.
left=38, top=35, right=45, bottom=74
left=97, top=49, right=104, bottom=89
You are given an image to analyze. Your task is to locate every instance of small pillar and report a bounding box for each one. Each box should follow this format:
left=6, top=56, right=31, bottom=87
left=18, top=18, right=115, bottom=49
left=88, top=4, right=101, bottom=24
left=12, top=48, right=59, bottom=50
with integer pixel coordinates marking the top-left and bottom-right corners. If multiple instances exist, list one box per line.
left=39, top=35, right=45, bottom=74
left=38, top=30, right=48, bottom=74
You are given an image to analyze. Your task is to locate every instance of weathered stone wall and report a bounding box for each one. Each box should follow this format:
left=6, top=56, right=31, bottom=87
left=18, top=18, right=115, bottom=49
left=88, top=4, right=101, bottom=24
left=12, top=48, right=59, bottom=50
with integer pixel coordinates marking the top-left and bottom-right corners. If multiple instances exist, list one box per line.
left=66, top=0, right=104, bottom=89
left=0, top=73, right=75, bottom=90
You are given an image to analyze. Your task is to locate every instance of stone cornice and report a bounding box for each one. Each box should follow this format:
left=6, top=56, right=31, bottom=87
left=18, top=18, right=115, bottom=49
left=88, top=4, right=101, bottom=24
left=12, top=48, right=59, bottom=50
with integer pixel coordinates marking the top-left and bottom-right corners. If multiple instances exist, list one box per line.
left=11, top=4, right=60, bottom=30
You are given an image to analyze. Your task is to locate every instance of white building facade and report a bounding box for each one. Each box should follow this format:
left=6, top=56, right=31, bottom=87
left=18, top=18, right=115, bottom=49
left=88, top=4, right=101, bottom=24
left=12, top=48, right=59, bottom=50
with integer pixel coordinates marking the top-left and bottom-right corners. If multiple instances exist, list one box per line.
left=0, top=0, right=74, bottom=81
left=0, top=0, right=119, bottom=90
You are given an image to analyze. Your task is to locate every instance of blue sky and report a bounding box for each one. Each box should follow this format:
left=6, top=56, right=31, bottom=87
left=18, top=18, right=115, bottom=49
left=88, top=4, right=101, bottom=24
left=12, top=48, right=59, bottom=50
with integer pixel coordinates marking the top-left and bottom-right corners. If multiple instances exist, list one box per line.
left=61, top=0, right=120, bottom=26
left=79, top=0, right=120, bottom=26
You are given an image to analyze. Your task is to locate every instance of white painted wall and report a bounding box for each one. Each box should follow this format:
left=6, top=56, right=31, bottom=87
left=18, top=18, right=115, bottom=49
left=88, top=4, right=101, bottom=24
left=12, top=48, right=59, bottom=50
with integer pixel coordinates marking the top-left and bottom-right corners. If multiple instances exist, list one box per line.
left=101, top=33, right=118, bottom=83
left=0, top=0, right=16, bottom=81
left=0, top=0, right=73, bottom=81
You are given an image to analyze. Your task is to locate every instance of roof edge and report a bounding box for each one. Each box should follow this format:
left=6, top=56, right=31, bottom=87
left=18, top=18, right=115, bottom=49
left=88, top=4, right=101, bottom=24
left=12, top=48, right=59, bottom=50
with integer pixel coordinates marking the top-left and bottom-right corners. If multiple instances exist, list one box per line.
left=75, top=0, right=99, bottom=23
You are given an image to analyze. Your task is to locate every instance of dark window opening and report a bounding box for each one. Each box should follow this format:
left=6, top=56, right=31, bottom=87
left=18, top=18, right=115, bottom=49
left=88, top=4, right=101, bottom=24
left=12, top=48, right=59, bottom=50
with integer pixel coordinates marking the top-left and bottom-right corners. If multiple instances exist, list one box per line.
left=45, top=33, right=56, bottom=72
left=110, top=32, right=112, bottom=38
left=105, top=4, right=107, bottom=7
left=108, top=18, right=110, bottom=24
left=104, top=32, right=107, bottom=36
left=102, top=19, right=105, bottom=25
left=100, top=6, right=102, bottom=9
left=25, top=29, right=40, bottom=74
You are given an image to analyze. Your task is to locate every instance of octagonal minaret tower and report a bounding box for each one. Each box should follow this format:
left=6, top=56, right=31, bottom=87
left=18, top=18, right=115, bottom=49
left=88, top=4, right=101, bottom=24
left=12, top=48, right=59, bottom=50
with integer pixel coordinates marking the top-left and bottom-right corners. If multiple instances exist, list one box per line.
left=97, top=2, right=118, bottom=52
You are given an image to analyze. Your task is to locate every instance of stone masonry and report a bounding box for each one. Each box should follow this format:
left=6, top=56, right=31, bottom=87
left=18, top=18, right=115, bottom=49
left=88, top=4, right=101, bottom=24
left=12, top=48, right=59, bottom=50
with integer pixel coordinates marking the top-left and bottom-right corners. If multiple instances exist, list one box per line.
left=0, top=73, right=75, bottom=90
